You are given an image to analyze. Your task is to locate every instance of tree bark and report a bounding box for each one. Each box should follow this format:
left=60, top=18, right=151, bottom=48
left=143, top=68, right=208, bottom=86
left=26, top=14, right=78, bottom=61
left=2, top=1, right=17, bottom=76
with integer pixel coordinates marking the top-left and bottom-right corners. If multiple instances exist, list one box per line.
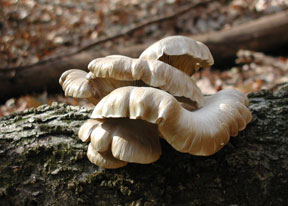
left=1, top=10, right=288, bottom=102
left=0, top=86, right=288, bottom=206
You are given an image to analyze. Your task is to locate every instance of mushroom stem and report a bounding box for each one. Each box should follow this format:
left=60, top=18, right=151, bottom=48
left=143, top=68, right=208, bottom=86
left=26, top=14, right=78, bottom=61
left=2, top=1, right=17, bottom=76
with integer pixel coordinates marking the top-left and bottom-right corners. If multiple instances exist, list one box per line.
left=193, top=63, right=200, bottom=75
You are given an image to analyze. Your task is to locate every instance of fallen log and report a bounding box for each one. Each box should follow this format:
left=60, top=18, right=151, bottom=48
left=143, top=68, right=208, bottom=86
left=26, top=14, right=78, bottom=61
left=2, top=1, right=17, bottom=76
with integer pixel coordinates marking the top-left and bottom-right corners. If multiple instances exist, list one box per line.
left=0, top=86, right=288, bottom=205
left=1, top=11, right=288, bottom=101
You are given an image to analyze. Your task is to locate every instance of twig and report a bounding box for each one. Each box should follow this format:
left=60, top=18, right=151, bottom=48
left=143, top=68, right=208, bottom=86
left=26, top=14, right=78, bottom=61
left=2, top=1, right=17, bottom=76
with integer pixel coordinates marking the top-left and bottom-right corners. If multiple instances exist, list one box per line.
left=76, top=0, right=211, bottom=53
left=37, top=0, right=97, bottom=11
left=2, top=0, right=211, bottom=72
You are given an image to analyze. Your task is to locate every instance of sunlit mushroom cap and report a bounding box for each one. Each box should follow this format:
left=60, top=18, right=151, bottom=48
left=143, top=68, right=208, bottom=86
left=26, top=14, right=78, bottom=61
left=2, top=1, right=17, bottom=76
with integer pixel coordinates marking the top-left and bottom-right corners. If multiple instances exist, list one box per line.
left=91, top=86, right=252, bottom=156
left=88, top=55, right=204, bottom=106
left=59, top=69, right=93, bottom=98
left=78, top=119, right=100, bottom=142
left=59, top=69, right=101, bottom=104
left=79, top=118, right=161, bottom=169
left=59, top=54, right=204, bottom=106
left=140, top=36, right=214, bottom=75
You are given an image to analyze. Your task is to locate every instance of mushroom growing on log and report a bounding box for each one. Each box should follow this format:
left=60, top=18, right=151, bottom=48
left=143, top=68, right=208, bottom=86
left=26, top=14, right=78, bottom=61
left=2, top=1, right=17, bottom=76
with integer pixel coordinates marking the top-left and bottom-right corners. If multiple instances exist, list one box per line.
left=1, top=86, right=287, bottom=205
left=91, top=87, right=251, bottom=158
left=59, top=36, right=251, bottom=168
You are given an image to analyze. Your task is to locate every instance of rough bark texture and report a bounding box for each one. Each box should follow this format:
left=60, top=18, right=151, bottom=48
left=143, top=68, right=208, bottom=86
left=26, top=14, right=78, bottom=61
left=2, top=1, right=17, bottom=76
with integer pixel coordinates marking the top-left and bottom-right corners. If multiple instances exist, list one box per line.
left=1, top=10, right=288, bottom=102
left=0, top=86, right=288, bottom=206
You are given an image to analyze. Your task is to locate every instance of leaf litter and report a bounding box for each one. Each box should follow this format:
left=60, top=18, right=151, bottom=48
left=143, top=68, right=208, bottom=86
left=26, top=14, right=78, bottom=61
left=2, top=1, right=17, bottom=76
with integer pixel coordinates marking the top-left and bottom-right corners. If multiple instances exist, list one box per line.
left=0, top=0, right=288, bottom=116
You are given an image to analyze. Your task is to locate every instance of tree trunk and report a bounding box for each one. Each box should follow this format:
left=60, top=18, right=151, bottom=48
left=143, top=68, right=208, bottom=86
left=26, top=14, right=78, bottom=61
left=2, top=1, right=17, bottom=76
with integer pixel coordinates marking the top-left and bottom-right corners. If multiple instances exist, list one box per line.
left=0, top=86, right=288, bottom=206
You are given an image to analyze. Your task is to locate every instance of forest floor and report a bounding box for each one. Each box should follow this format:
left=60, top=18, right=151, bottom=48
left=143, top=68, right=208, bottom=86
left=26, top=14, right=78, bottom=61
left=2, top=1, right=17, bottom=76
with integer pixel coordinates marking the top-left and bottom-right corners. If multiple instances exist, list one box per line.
left=1, top=0, right=288, bottom=116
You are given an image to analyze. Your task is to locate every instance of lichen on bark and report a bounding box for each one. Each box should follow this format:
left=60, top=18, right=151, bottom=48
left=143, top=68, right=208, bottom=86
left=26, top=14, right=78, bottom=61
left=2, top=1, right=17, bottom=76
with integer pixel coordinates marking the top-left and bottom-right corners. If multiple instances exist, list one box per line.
left=0, top=86, right=288, bottom=206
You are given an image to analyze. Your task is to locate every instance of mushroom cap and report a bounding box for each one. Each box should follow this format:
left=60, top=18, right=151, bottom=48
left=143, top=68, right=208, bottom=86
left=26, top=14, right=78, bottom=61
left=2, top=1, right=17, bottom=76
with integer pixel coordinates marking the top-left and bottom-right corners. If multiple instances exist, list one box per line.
left=59, top=69, right=93, bottom=98
left=79, top=118, right=161, bottom=168
left=78, top=119, right=100, bottom=142
left=87, top=144, right=127, bottom=169
left=59, top=55, right=204, bottom=106
left=91, top=86, right=252, bottom=156
left=139, top=36, right=214, bottom=75
left=88, top=55, right=204, bottom=106
left=59, top=69, right=101, bottom=104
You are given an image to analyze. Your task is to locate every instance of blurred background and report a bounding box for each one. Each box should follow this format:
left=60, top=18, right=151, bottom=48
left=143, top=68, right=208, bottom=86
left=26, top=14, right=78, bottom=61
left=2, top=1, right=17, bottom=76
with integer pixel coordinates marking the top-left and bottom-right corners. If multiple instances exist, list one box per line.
left=1, top=0, right=288, bottom=116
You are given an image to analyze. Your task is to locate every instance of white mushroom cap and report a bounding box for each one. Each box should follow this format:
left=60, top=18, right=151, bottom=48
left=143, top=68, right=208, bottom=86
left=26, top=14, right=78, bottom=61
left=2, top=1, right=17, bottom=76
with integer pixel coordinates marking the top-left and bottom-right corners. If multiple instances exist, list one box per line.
left=91, top=86, right=252, bottom=156
left=59, top=55, right=204, bottom=106
left=79, top=118, right=161, bottom=169
left=88, top=55, right=204, bottom=106
left=59, top=69, right=93, bottom=98
left=59, top=69, right=101, bottom=104
left=78, top=119, right=100, bottom=142
left=87, top=144, right=127, bottom=169
left=140, top=36, right=214, bottom=75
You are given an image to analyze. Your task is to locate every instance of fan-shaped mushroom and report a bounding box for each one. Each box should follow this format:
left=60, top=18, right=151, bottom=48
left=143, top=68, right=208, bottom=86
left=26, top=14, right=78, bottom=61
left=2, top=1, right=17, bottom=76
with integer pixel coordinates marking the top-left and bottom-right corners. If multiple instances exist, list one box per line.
left=59, top=55, right=204, bottom=106
left=140, top=36, right=214, bottom=75
left=91, top=86, right=252, bottom=157
left=59, top=35, right=252, bottom=169
left=79, top=118, right=161, bottom=169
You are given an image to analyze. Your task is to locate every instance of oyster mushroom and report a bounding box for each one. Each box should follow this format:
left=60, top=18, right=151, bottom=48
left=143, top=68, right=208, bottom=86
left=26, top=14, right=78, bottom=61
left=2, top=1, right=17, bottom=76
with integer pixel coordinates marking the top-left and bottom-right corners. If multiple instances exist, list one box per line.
left=91, top=86, right=252, bottom=158
left=59, top=55, right=204, bottom=106
left=59, top=36, right=252, bottom=169
left=79, top=118, right=161, bottom=169
left=140, top=35, right=214, bottom=75
left=59, top=69, right=99, bottom=104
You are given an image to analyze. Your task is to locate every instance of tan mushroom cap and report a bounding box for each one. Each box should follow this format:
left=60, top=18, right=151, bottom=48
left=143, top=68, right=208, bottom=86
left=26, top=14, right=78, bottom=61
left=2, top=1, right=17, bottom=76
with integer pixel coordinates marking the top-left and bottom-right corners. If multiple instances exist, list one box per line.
left=59, top=55, right=204, bottom=106
left=88, top=55, right=204, bottom=106
left=87, top=144, right=128, bottom=169
left=91, top=86, right=252, bottom=156
left=78, top=119, right=100, bottom=142
left=79, top=118, right=161, bottom=169
left=140, top=36, right=214, bottom=75
left=59, top=69, right=93, bottom=98
left=59, top=69, right=100, bottom=104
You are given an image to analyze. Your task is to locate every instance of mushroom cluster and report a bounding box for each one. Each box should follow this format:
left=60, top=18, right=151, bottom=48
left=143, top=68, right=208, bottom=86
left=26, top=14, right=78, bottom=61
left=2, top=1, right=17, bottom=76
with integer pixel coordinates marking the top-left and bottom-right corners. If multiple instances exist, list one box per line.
left=59, top=36, right=252, bottom=169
